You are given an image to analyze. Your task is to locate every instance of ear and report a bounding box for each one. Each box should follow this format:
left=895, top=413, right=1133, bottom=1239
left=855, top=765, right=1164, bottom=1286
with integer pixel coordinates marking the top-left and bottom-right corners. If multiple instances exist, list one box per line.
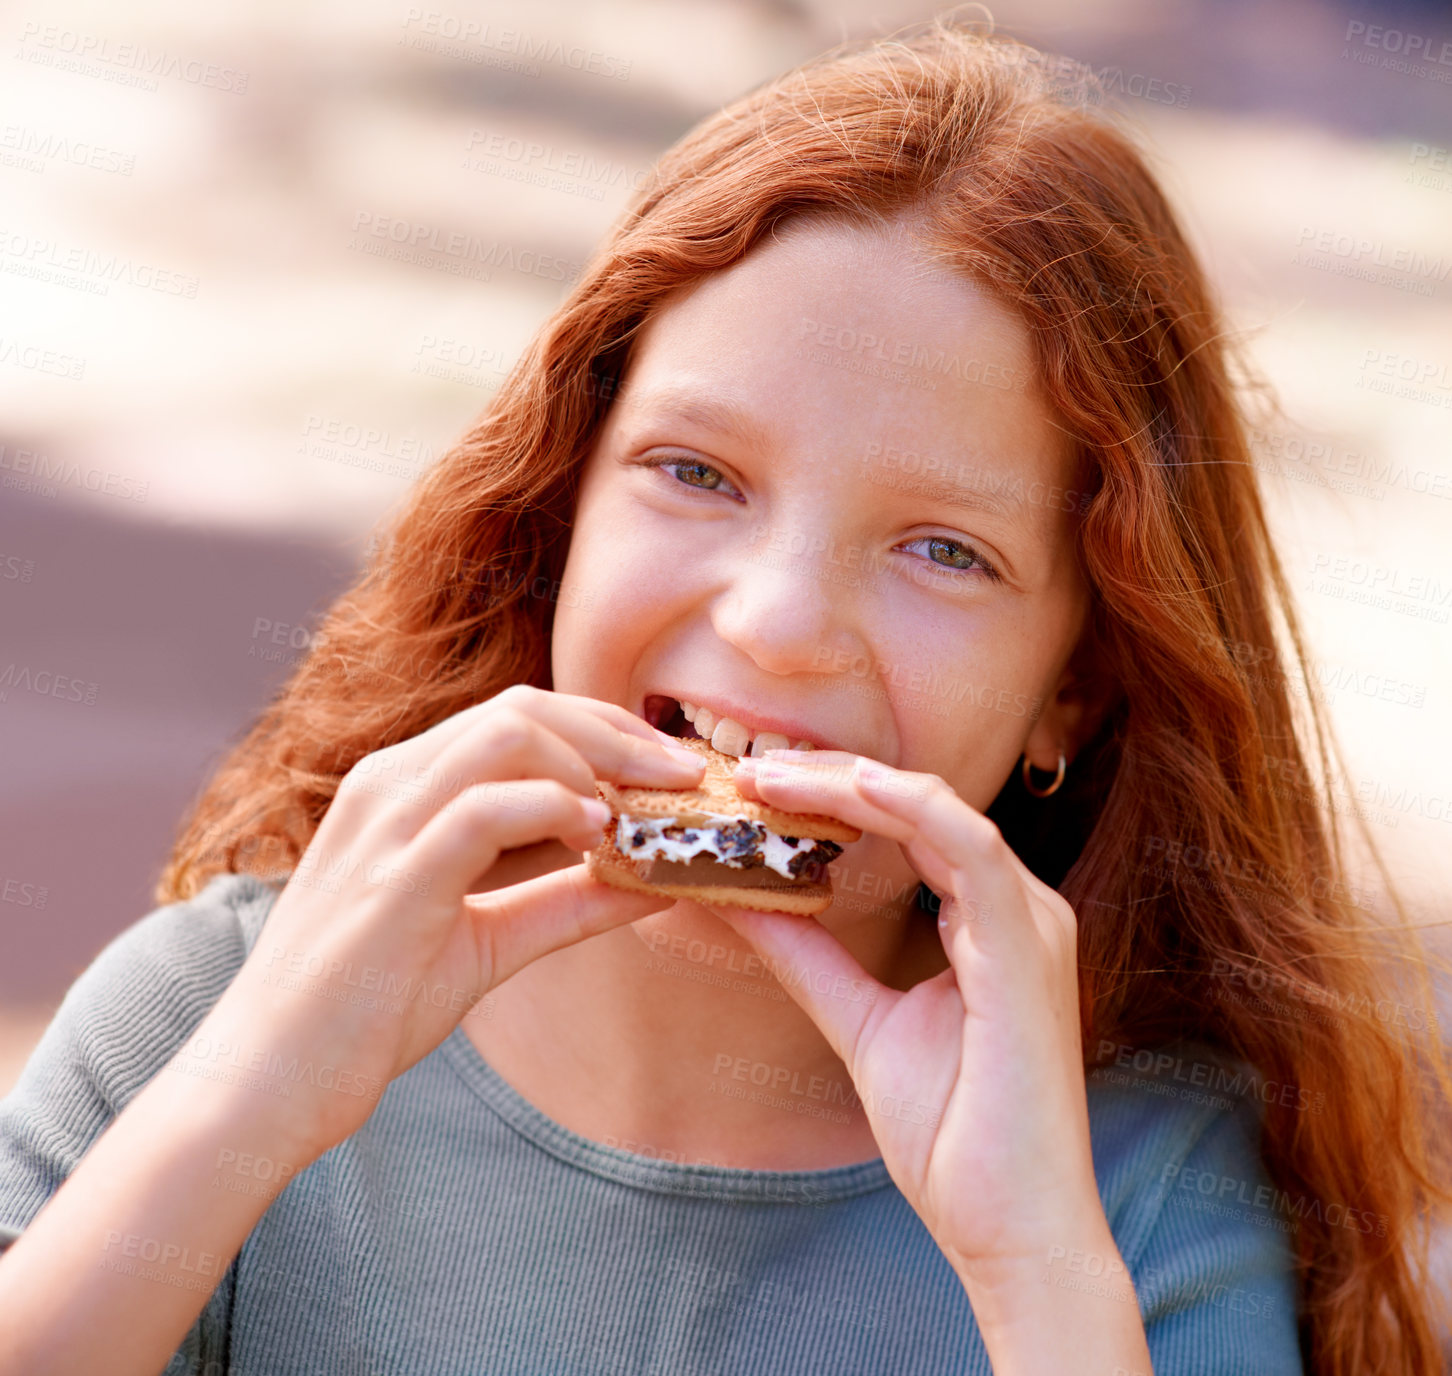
left=1022, top=627, right=1120, bottom=773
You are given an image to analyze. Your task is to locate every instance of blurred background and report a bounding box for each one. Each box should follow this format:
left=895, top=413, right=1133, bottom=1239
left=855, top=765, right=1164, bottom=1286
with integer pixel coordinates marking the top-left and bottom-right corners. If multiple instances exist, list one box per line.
left=1, top=0, right=1449, bottom=1287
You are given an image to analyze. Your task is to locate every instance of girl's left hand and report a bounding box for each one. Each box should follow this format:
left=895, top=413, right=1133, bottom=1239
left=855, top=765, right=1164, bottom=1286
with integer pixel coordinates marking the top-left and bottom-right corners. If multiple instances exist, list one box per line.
left=709, top=749, right=1111, bottom=1287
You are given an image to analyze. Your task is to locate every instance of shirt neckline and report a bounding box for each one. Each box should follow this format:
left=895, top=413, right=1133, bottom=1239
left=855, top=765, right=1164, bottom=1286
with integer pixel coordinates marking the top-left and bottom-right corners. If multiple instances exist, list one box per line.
left=440, top=1026, right=894, bottom=1204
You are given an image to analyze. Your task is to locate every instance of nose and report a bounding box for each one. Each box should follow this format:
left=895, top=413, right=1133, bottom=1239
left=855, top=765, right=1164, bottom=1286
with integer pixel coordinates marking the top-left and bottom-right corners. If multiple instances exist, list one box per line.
left=709, top=522, right=871, bottom=677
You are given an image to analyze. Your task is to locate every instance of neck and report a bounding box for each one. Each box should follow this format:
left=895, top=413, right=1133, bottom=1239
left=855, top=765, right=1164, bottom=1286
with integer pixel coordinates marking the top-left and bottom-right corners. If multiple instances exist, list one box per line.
left=464, top=839, right=946, bottom=1170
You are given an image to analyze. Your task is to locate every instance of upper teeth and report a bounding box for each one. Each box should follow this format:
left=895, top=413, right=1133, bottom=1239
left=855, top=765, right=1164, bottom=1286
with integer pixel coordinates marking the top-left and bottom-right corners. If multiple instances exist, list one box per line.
left=679, top=701, right=814, bottom=758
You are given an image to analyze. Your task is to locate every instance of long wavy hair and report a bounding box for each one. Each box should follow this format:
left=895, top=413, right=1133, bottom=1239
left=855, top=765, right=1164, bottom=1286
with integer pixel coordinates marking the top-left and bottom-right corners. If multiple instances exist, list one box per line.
left=157, top=13, right=1452, bottom=1373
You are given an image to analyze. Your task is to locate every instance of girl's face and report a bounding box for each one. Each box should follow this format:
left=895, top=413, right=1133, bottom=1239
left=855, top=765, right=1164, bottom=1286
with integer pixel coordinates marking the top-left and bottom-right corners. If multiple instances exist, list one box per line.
left=553, top=216, right=1097, bottom=822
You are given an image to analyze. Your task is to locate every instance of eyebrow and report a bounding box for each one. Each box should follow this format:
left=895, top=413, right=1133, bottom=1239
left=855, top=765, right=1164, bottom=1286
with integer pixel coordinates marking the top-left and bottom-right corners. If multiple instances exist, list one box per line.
left=623, top=385, right=1025, bottom=525
left=872, top=471, right=1014, bottom=520
left=619, top=386, right=774, bottom=450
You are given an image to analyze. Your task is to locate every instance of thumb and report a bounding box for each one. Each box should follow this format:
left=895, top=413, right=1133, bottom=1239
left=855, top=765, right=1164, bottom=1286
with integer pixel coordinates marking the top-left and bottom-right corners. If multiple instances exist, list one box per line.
left=462, top=862, right=675, bottom=987
left=698, top=901, right=894, bottom=1072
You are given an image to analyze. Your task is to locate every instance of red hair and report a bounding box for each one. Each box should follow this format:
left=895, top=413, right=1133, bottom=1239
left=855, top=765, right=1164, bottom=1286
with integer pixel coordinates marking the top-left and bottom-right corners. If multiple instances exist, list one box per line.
left=158, top=15, right=1452, bottom=1371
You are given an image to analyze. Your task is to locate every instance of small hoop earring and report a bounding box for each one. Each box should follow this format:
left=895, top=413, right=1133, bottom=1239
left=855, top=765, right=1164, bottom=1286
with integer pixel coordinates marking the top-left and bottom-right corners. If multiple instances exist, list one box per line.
left=1021, top=750, right=1066, bottom=798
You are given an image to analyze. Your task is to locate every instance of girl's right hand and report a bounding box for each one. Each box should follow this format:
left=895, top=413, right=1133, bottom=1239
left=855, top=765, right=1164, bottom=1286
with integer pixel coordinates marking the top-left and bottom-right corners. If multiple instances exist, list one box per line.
left=184, top=685, right=705, bottom=1159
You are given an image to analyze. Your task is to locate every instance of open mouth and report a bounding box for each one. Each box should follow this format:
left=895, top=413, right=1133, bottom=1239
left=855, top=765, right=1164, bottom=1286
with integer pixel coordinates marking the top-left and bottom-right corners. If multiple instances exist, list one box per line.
left=643, top=693, right=816, bottom=759
left=645, top=694, right=700, bottom=740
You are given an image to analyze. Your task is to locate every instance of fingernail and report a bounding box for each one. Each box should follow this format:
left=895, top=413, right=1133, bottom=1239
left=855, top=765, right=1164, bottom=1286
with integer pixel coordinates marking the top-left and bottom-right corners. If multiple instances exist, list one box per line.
left=584, top=798, right=611, bottom=826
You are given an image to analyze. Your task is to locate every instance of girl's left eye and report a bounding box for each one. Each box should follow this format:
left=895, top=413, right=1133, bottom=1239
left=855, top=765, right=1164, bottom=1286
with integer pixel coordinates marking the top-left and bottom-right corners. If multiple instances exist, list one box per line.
left=637, top=454, right=742, bottom=499
left=635, top=455, right=997, bottom=581
left=901, top=535, right=1000, bottom=581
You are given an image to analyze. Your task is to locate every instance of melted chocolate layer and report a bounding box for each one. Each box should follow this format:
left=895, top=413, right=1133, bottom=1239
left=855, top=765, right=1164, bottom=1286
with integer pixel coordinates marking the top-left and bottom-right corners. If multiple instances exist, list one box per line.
left=634, top=853, right=828, bottom=889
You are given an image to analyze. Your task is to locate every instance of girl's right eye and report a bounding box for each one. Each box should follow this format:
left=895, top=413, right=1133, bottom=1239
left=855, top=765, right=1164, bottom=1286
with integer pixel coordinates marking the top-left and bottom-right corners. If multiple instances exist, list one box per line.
left=634, top=454, right=743, bottom=500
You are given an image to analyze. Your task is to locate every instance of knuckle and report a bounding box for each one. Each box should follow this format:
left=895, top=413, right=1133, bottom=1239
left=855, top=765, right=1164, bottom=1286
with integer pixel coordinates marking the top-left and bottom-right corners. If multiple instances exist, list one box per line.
left=961, top=810, right=1001, bottom=851
left=480, top=706, right=538, bottom=757
left=494, top=683, right=538, bottom=708
left=921, top=771, right=951, bottom=800
left=344, top=745, right=387, bottom=780
left=1048, top=892, right=1077, bottom=928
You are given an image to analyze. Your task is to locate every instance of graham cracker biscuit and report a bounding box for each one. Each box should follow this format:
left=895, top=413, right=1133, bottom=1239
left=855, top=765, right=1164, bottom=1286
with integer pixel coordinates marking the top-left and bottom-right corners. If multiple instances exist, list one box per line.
left=597, top=736, right=861, bottom=845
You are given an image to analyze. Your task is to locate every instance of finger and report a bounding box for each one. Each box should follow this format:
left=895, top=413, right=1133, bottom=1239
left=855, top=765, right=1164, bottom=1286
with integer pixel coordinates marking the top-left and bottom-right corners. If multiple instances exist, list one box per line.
left=434, top=695, right=705, bottom=792
left=736, top=753, right=1041, bottom=968
left=347, top=702, right=705, bottom=841
left=697, top=901, right=895, bottom=1074
left=351, top=687, right=699, bottom=797
left=406, top=777, right=610, bottom=897
left=410, top=685, right=675, bottom=755
left=731, top=751, right=917, bottom=840
left=461, top=860, right=676, bottom=988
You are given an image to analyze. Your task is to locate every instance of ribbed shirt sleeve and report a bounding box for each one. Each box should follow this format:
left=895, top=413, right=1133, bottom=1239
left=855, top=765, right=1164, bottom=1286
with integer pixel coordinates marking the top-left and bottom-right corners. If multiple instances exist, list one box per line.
left=1128, top=1074, right=1307, bottom=1373
left=0, top=873, right=278, bottom=1376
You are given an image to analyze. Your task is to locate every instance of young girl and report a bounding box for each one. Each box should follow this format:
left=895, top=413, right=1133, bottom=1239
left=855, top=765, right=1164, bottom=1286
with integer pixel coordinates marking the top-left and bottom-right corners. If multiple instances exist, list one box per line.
left=1, top=15, right=1448, bottom=1375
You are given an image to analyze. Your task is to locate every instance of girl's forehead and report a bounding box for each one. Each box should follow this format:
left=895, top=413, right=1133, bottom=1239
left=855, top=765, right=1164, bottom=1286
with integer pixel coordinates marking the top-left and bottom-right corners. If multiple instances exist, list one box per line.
left=626, top=220, right=1038, bottom=392
left=607, top=230, right=1054, bottom=473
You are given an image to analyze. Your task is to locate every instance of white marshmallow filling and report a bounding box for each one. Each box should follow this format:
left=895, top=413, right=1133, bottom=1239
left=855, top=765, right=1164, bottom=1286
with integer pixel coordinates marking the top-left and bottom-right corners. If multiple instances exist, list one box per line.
left=615, top=811, right=844, bottom=882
